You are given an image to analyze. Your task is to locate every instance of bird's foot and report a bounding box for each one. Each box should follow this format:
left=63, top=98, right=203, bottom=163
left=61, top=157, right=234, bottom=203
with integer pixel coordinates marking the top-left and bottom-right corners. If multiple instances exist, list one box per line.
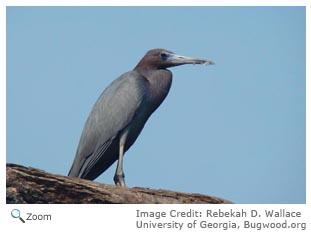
left=114, top=173, right=126, bottom=187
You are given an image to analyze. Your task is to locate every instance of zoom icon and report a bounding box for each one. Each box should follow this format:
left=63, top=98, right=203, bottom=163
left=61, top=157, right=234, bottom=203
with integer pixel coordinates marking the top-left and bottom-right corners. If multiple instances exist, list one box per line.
left=11, top=209, right=25, bottom=223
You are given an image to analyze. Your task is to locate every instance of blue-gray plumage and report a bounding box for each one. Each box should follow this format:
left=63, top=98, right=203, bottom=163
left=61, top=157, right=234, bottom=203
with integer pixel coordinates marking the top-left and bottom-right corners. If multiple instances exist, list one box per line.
left=68, top=48, right=214, bottom=186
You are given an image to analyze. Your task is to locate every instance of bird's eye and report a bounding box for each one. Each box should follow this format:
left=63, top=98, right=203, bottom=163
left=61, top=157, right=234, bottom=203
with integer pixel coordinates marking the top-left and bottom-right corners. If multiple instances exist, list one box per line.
left=160, top=52, right=168, bottom=60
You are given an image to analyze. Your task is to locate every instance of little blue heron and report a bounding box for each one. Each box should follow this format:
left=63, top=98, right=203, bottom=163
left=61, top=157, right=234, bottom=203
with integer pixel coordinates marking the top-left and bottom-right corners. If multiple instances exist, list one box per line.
left=68, top=48, right=214, bottom=186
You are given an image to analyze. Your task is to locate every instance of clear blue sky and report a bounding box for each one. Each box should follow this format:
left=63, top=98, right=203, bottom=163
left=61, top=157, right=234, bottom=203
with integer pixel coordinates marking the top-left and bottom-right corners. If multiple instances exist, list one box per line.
left=7, top=7, right=306, bottom=204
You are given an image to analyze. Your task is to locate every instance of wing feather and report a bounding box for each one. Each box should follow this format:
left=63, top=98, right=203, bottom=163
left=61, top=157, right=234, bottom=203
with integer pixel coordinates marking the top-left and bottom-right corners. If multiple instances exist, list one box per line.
left=68, top=71, right=148, bottom=179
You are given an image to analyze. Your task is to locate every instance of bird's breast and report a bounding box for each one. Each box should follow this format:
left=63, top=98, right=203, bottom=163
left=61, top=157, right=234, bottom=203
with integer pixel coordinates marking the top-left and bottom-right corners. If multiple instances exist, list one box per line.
left=145, top=69, right=173, bottom=113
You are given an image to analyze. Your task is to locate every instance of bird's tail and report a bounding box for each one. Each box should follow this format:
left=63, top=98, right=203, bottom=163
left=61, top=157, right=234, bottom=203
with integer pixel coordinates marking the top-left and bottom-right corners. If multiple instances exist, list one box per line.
left=67, top=164, right=78, bottom=177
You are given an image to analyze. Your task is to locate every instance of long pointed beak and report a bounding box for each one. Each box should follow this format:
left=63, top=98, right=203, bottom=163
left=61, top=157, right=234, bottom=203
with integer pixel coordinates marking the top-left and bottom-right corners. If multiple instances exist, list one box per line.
left=168, top=53, right=215, bottom=65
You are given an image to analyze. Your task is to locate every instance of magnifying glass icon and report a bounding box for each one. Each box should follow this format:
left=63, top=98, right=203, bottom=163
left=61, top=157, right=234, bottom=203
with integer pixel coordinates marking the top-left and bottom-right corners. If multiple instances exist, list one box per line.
left=11, top=209, right=25, bottom=223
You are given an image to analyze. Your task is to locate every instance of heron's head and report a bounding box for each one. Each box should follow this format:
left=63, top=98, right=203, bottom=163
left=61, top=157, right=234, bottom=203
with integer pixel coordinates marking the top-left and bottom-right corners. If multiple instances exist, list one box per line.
left=134, top=48, right=214, bottom=71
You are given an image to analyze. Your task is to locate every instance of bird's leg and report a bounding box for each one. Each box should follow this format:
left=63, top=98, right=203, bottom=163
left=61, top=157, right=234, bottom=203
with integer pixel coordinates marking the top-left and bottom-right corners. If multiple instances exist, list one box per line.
left=114, top=140, right=126, bottom=187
